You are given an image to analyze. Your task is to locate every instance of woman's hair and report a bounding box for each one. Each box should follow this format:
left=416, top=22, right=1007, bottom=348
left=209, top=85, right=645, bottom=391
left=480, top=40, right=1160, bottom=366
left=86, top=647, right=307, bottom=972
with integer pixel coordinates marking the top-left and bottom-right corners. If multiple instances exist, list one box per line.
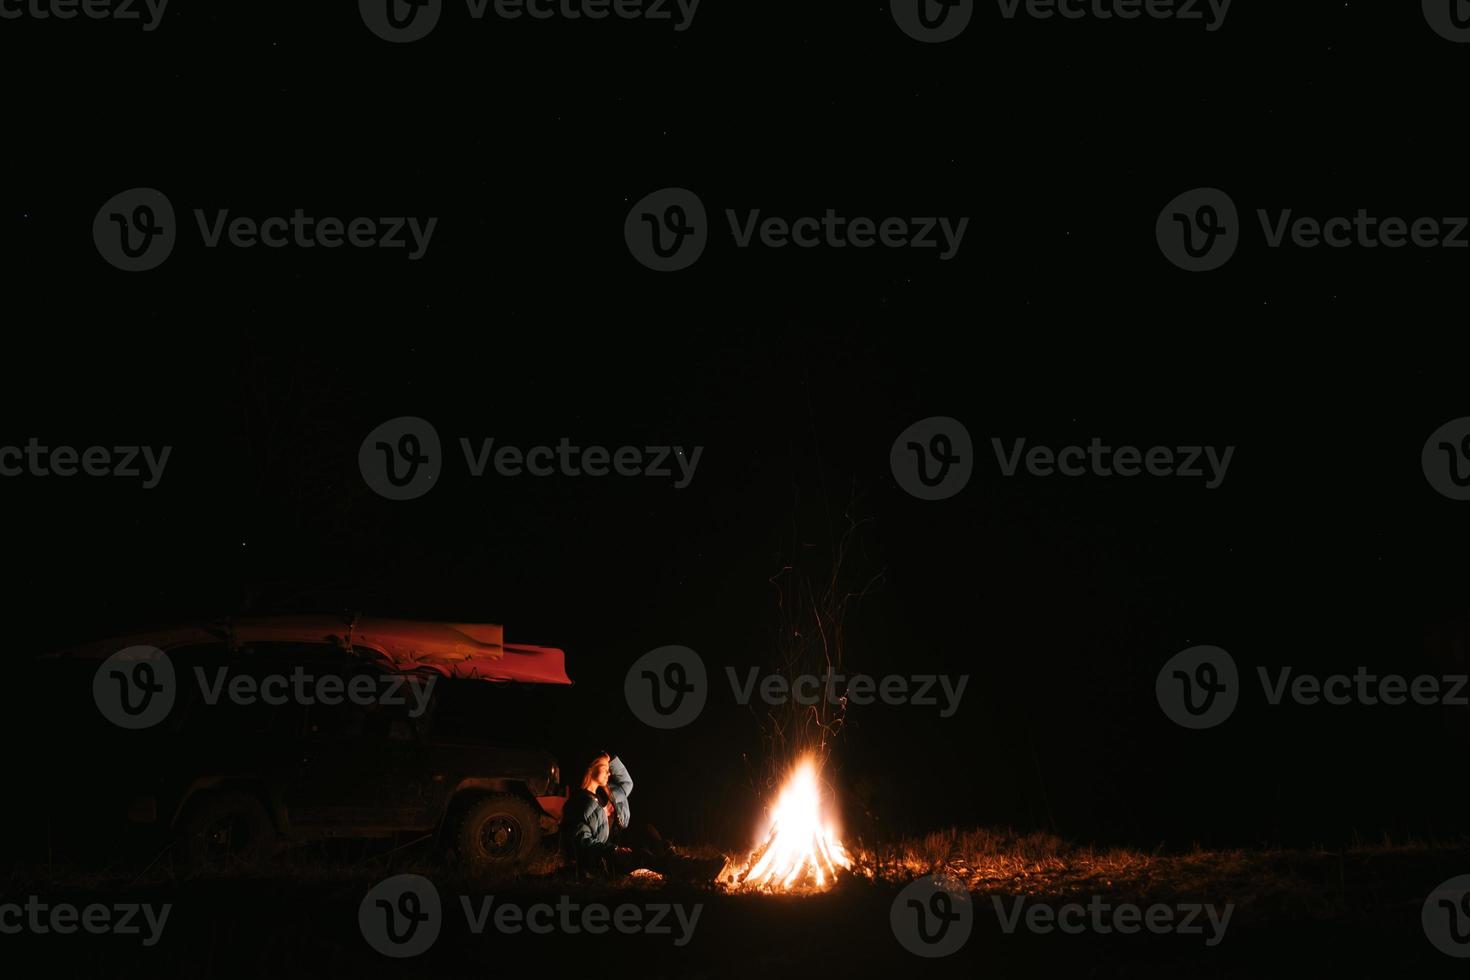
left=581, top=752, right=611, bottom=787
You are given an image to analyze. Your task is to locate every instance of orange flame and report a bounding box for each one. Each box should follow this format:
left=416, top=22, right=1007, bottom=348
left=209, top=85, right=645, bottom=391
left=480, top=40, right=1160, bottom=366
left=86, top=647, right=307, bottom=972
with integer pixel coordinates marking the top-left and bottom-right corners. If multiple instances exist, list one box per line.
left=719, top=754, right=852, bottom=892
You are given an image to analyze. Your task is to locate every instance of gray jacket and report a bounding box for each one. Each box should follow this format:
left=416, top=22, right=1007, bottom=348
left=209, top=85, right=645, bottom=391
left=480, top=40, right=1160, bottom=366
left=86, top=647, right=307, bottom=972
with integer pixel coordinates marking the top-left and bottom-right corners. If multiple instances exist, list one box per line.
left=563, top=755, right=633, bottom=862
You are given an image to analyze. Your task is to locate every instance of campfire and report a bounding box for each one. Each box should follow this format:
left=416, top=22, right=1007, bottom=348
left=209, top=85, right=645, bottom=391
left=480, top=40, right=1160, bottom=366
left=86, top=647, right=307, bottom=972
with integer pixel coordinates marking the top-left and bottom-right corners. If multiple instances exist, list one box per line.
left=718, top=754, right=852, bottom=892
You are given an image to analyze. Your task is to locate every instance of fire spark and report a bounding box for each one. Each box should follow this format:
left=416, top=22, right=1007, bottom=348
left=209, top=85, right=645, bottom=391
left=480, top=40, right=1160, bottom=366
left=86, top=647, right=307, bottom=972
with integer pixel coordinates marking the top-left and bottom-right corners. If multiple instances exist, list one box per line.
left=718, top=755, right=852, bottom=892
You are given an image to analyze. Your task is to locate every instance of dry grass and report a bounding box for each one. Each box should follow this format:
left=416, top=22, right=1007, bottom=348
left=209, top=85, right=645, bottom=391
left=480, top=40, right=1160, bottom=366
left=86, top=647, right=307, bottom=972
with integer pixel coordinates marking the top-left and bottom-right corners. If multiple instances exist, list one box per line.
left=10, top=826, right=1467, bottom=928
left=848, top=827, right=1469, bottom=923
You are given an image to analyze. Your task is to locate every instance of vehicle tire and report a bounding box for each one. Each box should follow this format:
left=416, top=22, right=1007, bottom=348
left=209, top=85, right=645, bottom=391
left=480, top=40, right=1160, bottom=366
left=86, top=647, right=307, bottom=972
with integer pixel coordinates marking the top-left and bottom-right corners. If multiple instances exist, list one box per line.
left=453, top=793, right=540, bottom=871
left=176, top=790, right=277, bottom=872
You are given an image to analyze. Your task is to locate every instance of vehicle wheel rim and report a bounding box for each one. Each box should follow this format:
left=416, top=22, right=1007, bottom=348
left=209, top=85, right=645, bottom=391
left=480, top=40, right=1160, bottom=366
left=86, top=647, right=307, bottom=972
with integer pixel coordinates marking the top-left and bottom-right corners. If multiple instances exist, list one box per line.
left=480, top=815, right=522, bottom=857
left=198, top=815, right=251, bottom=861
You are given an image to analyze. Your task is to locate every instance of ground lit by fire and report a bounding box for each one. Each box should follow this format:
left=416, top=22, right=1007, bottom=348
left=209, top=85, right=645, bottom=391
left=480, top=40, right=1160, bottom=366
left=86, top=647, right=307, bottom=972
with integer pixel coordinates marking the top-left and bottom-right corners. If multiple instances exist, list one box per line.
left=718, top=755, right=852, bottom=893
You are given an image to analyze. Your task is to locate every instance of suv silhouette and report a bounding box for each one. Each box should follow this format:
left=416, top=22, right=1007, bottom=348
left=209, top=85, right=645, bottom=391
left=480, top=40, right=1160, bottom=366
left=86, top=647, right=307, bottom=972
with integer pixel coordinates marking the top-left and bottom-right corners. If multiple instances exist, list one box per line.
left=41, top=617, right=573, bottom=871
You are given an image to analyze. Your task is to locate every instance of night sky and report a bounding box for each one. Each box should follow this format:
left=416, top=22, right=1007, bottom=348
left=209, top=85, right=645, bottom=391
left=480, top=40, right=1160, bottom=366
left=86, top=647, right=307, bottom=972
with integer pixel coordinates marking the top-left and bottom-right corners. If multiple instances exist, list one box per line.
left=4, top=1, right=1468, bottom=856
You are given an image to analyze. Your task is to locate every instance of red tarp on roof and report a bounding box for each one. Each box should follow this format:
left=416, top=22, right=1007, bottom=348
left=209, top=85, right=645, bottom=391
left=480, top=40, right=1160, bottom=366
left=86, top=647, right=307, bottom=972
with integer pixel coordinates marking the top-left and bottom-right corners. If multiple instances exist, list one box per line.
left=45, top=616, right=572, bottom=686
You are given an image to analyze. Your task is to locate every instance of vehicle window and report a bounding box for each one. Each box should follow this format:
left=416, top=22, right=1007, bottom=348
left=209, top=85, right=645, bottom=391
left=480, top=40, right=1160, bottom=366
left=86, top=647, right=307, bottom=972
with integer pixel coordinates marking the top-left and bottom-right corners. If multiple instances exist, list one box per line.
left=304, top=664, right=409, bottom=739
left=170, top=643, right=303, bottom=738
left=361, top=688, right=419, bottom=740
left=428, top=678, right=565, bottom=746
left=307, top=696, right=373, bottom=738
left=165, top=640, right=414, bottom=738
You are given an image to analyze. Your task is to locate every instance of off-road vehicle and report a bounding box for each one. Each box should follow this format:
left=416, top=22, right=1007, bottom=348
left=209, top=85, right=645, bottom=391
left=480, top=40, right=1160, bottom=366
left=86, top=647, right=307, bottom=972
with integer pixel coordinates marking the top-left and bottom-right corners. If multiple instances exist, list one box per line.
left=44, top=616, right=573, bottom=871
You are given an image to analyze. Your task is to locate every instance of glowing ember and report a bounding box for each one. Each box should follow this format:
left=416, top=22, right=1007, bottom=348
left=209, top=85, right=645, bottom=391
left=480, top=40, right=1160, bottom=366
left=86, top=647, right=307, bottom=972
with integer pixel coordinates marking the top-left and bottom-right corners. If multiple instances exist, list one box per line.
left=719, top=755, right=852, bottom=892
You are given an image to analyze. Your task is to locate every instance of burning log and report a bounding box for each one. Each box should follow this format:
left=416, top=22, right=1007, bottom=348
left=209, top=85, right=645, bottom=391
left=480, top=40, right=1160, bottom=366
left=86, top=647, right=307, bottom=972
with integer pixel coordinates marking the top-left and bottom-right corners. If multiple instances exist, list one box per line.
left=718, top=755, right=852, bottom=893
